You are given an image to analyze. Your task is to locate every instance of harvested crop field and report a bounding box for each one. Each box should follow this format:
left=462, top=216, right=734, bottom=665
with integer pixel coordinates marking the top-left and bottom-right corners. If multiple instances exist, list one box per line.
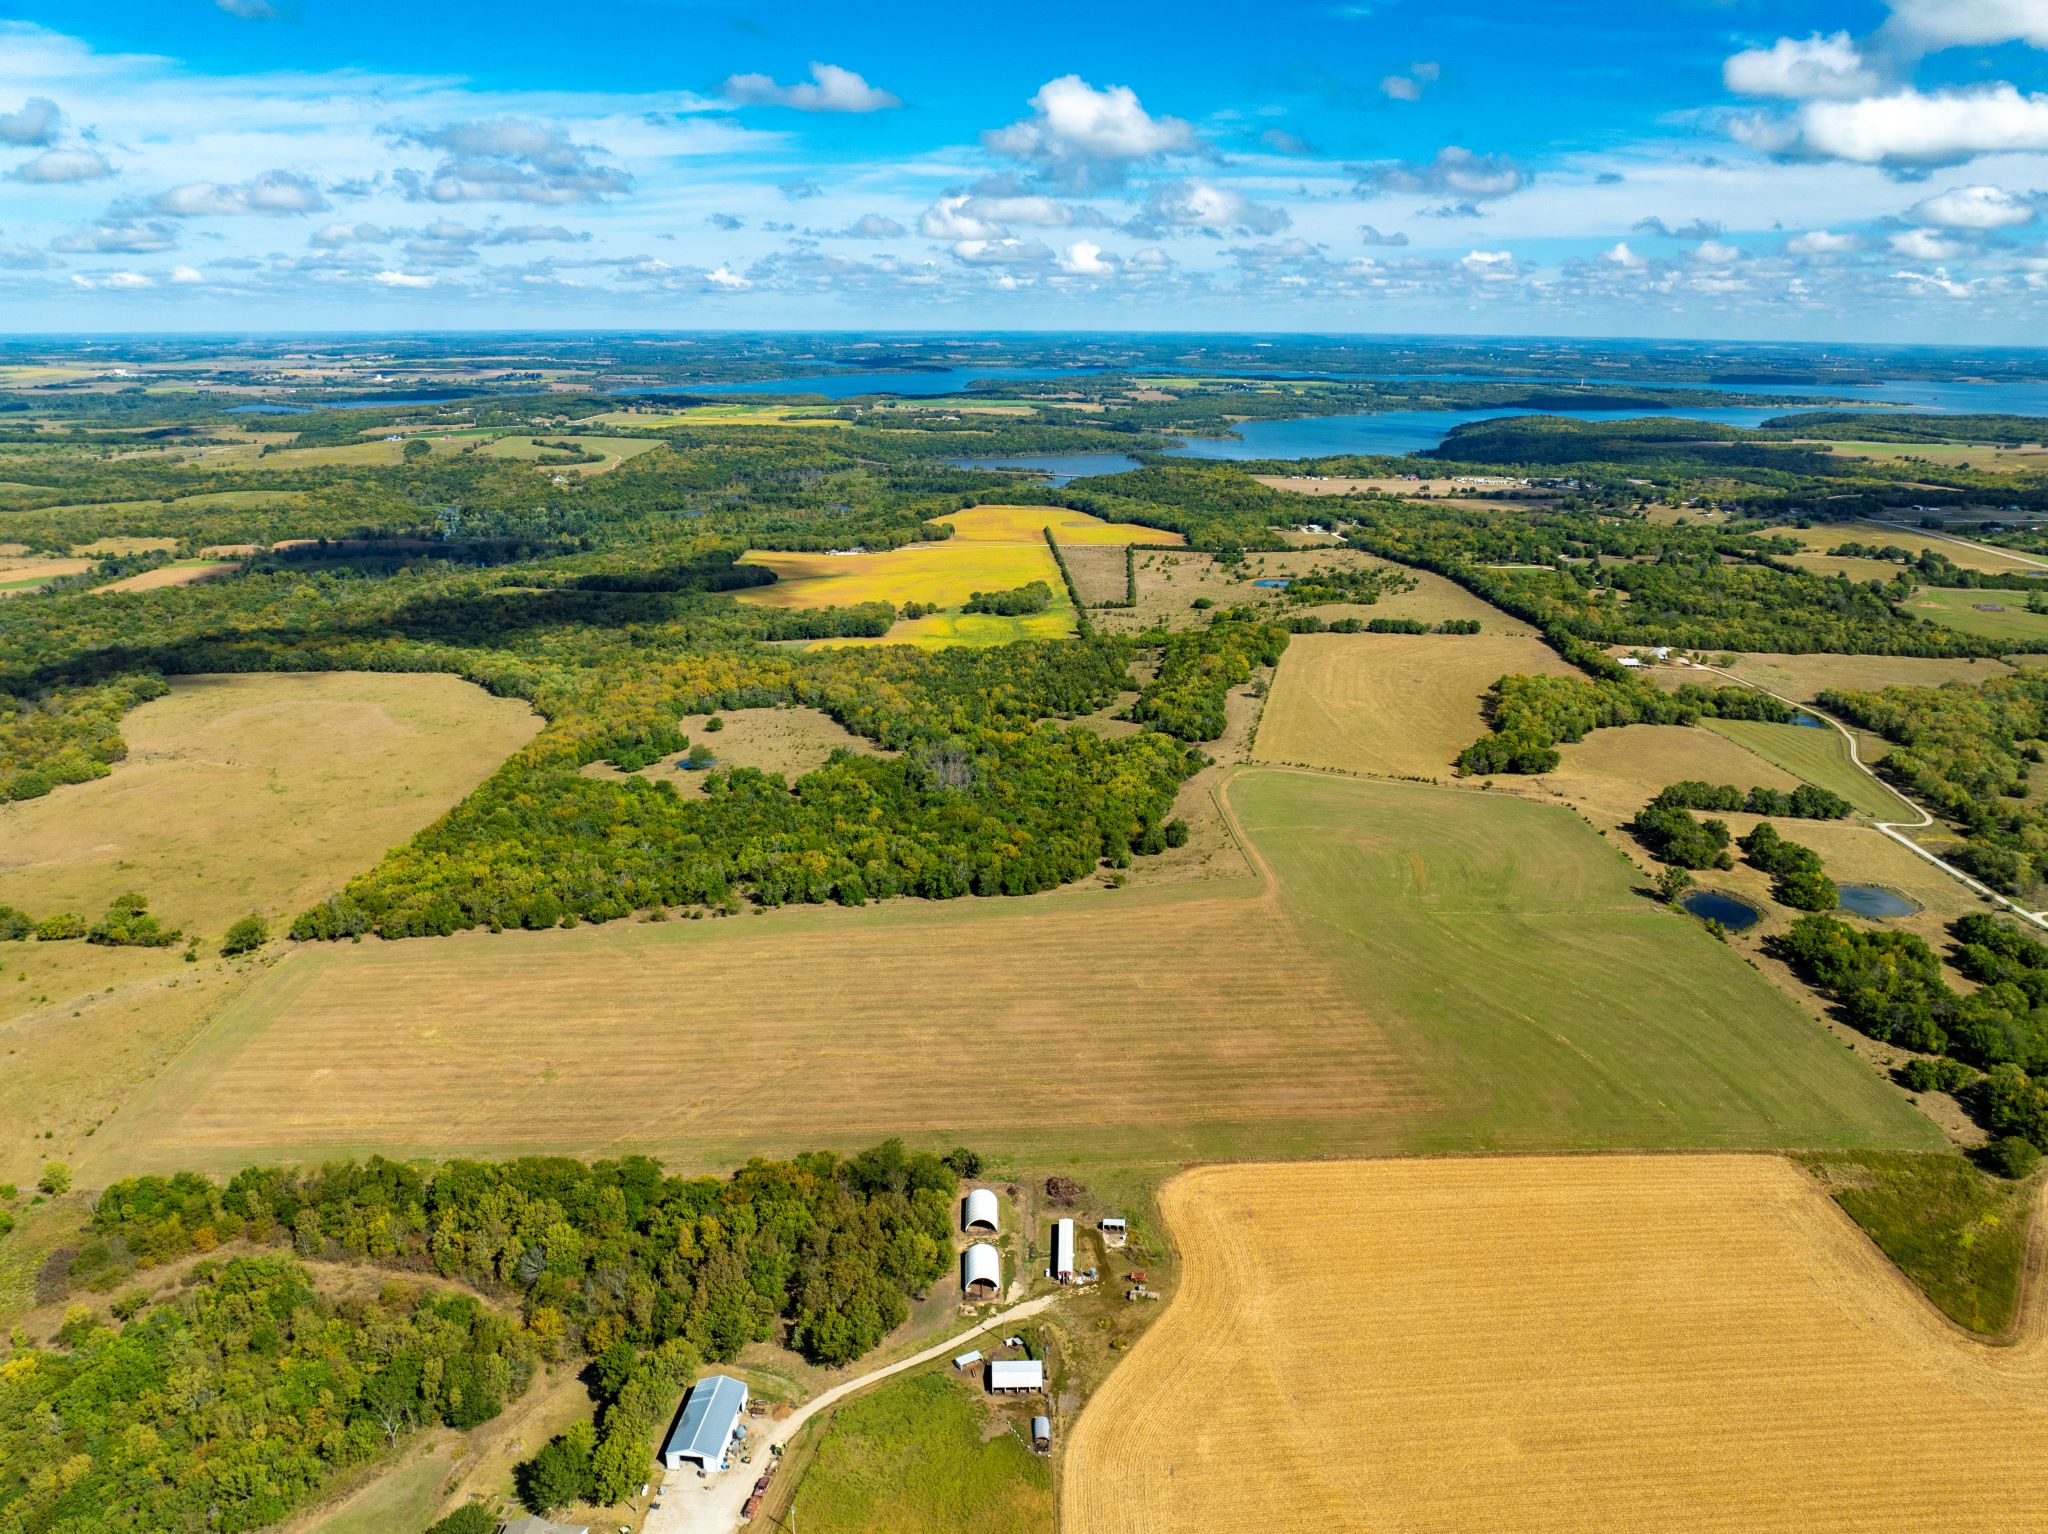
left=1063, top=1156, right=2048, bottom=1534
left=93, top=558, right=238, bottom=592
left=1639, top=652, right=2014, bottom=702
left=92, top=770, right=1929, bottom=1179
left=1759, top=523, right=2046, bottom=578
left=1059, top=542, right=1131, bottom=605
left=1533, top=722, right=1806, bottom=824
left=0, top=672, right=540, bottom=939
left=1254, top=631, right=1578, bottom=778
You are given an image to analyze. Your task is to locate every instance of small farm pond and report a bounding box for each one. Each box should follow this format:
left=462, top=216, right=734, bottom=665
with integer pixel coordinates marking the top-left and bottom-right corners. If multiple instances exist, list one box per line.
left=1679, top=890, right=1762, bottom=931
left=1837, top=885, right=1920, bottom=919
left=1789, top=712, right=1827, bottom=729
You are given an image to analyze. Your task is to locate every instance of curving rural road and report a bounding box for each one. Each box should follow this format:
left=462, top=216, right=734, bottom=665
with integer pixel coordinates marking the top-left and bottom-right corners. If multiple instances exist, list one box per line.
left=641, top=1295, right=1058, bottom=1534
left=1694, top=663, right=2048, bottom=934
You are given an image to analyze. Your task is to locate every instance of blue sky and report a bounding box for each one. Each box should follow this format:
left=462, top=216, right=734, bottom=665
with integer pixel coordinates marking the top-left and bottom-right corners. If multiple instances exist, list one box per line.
left=3, top=0, right=2048, bottom=337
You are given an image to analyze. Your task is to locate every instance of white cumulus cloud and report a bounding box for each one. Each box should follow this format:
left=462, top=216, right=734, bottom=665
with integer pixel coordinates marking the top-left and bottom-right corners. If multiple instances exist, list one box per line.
left=374, top=270, right=434, bottom=288
left=1908, top=184, right=2035, bottom=229
left=1057, top=239, right=1114, bottom=275
left=1745, top=84, right=2048, bottom=166
left=1723, top=33, right=1877, bottom=101
left=984, top=76, right=1196, bottom=186
left=722, top=63, right=899, bottom=113
left=7, top=146, right=113, bottom=183
left=1890, top=227, right=1966, bottom=259
left=0, top=96, right=62, bottom=146
left=140, top=170, right=329, bottom=216
left=1788, top=229, right=1861, bottom=254
left=1885, top=0, right=2048, bottom=51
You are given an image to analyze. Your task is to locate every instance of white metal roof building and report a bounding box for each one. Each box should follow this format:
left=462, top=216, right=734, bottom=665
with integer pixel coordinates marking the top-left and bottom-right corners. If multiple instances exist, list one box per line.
left=953, top=1349, right=983, bottom=1370
left=963, top=1187, right=1000, bottom=1233
left=988, top=1358, right=1044, bottom=1393
left=1052, top=1218, right=1076, bottom=1281
left=963, top=1240, right=1001, bottom=1297
left=1031, top=1415, right=1052, bottom=1448
left=661, top=1374, right=749, bottom=1471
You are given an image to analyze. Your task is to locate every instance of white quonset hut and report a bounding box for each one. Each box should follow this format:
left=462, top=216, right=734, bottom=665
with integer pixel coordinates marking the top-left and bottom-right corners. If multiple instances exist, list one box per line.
left=1031, top=1415, right=1052, bottom=1451
left=963, top=1241, right=1001, bottom=1298
left=1051, top=1218, right=1076, bottom=1282
left=963, top=1187, right=1000, bottom=1233
left=662, top=1374, right=748, bottom=1472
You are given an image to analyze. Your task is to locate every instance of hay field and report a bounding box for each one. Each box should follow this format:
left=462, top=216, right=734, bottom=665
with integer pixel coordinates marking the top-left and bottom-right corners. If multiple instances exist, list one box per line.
left=93, top=558, right=238, bottom=593
left=1703, top=719, right=1912, bottom=819
left=1665, top=652, right=2015, bottom=701
left=0, top=555, right=89, bottom=592
left=1535, top=723, right=1807, bottom=824
left=1759, top=523, right=2044, bottom=578
left=0, top=672, right=540, bottom=940
left=477, top=433, right=667, bottom=473
left=1253, top=631, right=1578, bottom=778
left=92, top=770, right=1929, bottom=1180
left=1906, top=587, right=2048, bottom=644
left=1063, top=1156, right=2048, bottom=1534
left=733, top=503, right=1180, bottom=647
left=1060, top=543, right=1131, bottom=605
left=587, top=405, right=847, bottom=429
left=934, top=503, right=1181, bottom=546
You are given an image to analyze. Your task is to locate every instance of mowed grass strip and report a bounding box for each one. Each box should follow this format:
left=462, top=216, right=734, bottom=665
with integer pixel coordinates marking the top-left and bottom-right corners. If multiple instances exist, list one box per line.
left=1063, top=1156, right=2048, bottom=1534
left=1253, top=631, right=1580, bottom=779
left=1702, top=718, right=1914, bottom=820
left=1758, top=523, right=2046, bottom=577
left=97, top=769, right=1929, bottom=1179
left=1905, top=587, right=2048, bottom=645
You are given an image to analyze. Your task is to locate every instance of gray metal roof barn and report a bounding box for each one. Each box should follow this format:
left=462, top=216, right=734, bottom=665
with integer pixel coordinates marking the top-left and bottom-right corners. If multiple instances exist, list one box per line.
left=661, top=1374, right=749, bottom=1471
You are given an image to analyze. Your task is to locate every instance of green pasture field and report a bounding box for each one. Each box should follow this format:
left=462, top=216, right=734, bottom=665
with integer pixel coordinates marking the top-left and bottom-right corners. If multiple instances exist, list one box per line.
left=782, top=1372, right=1052, bottom=1534
left=92, top=768, right=1933, bottom=1184
left=1702, top=719, right=1913, bottom=820
left=478, top=434, right=668, bottom=472
left=1905, top=587, right=2048, bottom=644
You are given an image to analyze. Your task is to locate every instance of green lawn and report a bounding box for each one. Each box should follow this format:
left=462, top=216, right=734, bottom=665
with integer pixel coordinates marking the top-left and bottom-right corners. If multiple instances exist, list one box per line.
left=789, top=1371, right=1051, bottom=1534
left=1906, top=587, right=2048, bottom=645
left=1703, top=718, right=1912, bottom=820
left=1799, top=1151, right=2039, bottom=1334
left=1232, top=771, right=1937, bottom=1154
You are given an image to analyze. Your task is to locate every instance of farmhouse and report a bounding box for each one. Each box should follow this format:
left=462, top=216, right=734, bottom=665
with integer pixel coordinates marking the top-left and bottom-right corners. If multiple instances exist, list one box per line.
left=1052, top=1218, right=1077, bottom=1282
left=662, top=1374, right=749, bottom=1472
left=988, top=1358, right=1045, bottom=1394
left=964, top=1187, right=1000, bottom=1232
left=964, top=1240, right=1002, bottom=1298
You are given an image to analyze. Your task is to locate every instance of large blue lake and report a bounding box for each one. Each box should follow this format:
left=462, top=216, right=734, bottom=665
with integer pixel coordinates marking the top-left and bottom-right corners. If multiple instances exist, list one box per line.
left=632, top=366, right=2048, bottom=473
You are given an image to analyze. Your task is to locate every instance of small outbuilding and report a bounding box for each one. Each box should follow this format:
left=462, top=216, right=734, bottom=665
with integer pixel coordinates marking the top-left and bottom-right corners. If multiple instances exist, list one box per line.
left=501, top=1519, right=589, bottom=1534
left=953, top=1349, right=983, bottom=1371
left=662, top=1374, right=749, bottom=1472
left=1051, top=1218, right=1076, bottom=1282
left=988, top=1358, right=1044, bottom=1394
left=1099, top=1217, right=1127, bottom=1247
left=963, top=1187, right=1000, bottom=1233
left=1031, top=1415, right=1052, bottom=1452
left=963, top=1241, right=1001, bottom=1298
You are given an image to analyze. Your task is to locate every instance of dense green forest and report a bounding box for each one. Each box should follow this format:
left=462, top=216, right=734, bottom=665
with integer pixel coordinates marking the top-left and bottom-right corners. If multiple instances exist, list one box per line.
left=1819, top=672, right=2048, bottom=897
left=6, top=1140, right=963, bottom=1534
left=1771, top=914, right=2048, bottom=1150
left=0, top=1256, right=536, bottom=1534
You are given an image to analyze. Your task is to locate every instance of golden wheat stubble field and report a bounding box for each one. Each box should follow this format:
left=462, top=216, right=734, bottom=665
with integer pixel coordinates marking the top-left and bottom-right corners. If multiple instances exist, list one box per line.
left=1064, top=1156, right=2048, bottom=1534
left=1253, top=630, right=1579, bottom=779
